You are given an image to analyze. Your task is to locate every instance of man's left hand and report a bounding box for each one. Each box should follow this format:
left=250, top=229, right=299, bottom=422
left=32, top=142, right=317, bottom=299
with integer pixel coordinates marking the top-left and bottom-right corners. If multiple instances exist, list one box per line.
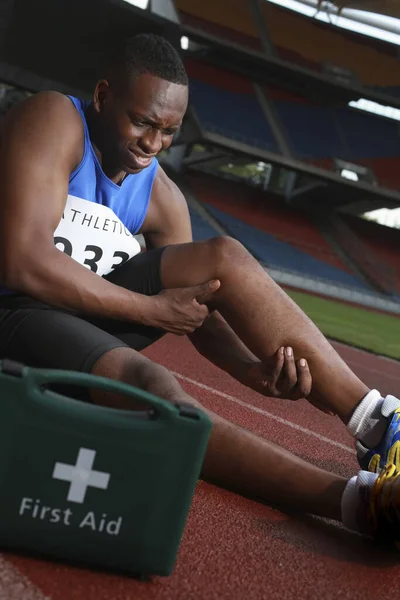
left=240, top=347, right=334, bottom=414
left=240, top=346, right=311, bottom=401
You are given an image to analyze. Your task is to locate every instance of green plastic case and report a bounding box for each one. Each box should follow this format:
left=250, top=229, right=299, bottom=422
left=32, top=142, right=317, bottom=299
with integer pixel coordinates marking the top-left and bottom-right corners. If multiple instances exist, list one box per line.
left=0, top=360, right=212, bottom=576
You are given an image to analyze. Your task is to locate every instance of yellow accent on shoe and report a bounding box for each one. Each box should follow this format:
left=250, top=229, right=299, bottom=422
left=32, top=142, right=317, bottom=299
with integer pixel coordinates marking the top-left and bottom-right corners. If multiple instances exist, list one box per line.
left=368, top=436, right=400, bottom=475
left=368, top=454, right=381, bottom=474
left=369, top=463, right=400, bottom=541
left=388, top=440, right=400, bottom=470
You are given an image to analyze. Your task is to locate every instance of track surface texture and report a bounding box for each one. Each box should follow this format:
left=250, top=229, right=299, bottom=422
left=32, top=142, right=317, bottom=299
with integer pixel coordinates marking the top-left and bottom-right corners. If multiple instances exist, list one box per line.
left=3, top=335, right=400, bottom=600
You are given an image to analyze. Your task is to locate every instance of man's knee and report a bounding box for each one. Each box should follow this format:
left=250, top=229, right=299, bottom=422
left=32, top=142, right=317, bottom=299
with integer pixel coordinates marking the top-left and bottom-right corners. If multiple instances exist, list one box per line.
left=90, top=347, right=203, bottom=410
left=91, top=347, right=174, bottom=398
left=203, top=236, right=248, bottom=273
left=90, top=347, right=152, bottom=409
left=91, top=346, right=145, bottom=381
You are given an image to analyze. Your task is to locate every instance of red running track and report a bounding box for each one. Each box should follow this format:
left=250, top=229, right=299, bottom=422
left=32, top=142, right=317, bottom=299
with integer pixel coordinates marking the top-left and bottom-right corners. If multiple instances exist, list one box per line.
left=4, top=335, right=400, bottom=600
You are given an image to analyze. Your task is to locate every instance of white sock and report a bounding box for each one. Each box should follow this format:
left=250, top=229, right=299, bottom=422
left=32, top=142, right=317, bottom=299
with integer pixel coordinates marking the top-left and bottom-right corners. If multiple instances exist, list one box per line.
left=341, top=471, right=378, bottom=534
left=347, top=389, right=386, bottom=447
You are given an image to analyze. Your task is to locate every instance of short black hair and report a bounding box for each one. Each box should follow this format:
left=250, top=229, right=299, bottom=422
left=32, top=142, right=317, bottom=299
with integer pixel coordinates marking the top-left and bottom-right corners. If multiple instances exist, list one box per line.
left=107, top=33, right=188, bottom=88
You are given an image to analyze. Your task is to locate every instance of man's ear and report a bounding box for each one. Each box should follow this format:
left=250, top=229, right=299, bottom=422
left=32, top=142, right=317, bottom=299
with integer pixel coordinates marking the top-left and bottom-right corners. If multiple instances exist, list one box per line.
left=92, top=80, right=111, bottom=113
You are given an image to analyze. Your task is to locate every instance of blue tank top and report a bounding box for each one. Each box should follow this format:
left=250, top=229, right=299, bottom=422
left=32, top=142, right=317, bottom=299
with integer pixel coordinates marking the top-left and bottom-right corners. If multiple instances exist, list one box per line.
left=52, top=96, right=158, bottom=276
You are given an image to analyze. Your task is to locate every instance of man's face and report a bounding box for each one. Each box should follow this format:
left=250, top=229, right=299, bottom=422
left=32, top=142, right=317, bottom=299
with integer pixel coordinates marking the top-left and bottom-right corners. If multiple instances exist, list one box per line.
left=94, top=73, right=188, bottom=174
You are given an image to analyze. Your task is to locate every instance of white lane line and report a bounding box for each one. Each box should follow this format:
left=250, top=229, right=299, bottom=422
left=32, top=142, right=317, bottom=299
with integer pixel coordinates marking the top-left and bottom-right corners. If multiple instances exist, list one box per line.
left=0, top=555, right=50, bottom=600
left=172, top=372, right=354, bottom=455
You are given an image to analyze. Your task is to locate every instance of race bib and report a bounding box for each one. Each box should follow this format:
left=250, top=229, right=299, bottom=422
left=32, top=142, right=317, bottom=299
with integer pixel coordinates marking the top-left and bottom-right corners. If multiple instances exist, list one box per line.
left=54, top=195, right=141, bottom=276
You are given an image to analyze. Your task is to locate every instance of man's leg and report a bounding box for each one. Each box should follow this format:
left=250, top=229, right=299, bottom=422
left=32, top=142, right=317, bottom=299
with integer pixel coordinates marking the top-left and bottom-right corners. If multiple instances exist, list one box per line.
left=91, top=347, right=345, bottom=520
left=159, top=237, right=369, bottom=424
left=91, top=346, right=393, bottom=540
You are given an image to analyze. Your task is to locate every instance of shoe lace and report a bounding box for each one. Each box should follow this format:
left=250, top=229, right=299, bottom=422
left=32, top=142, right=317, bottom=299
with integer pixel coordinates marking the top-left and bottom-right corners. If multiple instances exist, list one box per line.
left=369, top=463, right=400, bottom=541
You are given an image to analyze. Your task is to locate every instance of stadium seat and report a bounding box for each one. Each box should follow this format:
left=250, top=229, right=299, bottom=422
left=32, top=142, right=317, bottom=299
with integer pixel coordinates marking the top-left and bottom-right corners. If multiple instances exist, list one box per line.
left=343, top=215, right=400, bottom=295
left=188, top=206, right=220, bottom=241
left=188, top=171, right=354, bottom=273
left=273, top=99, right=399, bottom=163
left=204, top=203, right=369, bottom=290
left=189, top=79, right=279, bottom=152
left=335, top=108, right=400, bottom=160
left=272, top=100, right=345, bottom=160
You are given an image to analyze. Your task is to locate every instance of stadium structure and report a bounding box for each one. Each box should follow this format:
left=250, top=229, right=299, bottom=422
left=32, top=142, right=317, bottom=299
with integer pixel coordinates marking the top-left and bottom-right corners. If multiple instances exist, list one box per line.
left=1, top=0, right=399, bottom=349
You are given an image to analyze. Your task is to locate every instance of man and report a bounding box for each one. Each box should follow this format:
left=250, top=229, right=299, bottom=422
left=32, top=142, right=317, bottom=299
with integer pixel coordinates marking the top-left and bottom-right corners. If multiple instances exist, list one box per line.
left=0, top=33, right=399, bottom=544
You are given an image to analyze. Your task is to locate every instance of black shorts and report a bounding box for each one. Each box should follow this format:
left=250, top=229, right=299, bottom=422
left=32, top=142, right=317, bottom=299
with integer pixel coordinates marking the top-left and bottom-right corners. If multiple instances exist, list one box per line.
left=0, top=248, right=166, bottom=374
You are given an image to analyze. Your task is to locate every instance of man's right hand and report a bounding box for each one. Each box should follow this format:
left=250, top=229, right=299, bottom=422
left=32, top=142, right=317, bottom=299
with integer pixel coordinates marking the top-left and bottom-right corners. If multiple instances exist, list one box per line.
left=143, top=280, right=221, bottom=335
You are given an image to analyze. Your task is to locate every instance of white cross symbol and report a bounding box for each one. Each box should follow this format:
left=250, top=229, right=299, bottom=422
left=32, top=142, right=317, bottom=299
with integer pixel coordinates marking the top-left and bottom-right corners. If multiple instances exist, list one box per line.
left=52, top=448, right=110, bottom=504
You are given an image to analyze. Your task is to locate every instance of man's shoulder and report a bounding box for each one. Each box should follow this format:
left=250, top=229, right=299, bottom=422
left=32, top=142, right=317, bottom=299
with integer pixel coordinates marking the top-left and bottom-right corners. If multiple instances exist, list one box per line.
left=4, top=91, right=83, bottom=134
left=1, top=91, right=85, bottom=176
left=29, top=90, right=72, bottom=105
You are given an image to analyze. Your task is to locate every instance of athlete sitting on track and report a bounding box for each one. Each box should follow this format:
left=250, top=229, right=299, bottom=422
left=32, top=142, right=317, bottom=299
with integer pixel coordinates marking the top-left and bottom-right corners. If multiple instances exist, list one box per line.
left=0, top=33, right=399, bottom=544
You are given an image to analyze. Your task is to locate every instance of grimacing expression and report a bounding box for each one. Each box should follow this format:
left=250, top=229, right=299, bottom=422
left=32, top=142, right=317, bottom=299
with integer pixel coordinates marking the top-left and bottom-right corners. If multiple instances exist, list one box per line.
left=95, top=73, right=188, bottom=173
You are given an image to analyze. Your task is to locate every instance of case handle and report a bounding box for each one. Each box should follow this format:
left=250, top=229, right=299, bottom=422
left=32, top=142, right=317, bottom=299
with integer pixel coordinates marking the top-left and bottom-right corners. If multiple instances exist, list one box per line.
left=2, top=361, right=178, bottom=420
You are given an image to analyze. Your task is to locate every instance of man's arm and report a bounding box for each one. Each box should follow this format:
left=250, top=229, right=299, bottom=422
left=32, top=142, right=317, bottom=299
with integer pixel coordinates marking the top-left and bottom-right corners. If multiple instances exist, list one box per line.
left=141, top=167, right=193, bottom=249
left=0, top=92, right=163, bottom=323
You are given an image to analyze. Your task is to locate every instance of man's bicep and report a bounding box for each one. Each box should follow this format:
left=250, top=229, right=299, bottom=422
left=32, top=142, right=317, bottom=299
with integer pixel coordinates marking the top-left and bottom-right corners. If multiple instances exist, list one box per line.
left=0, top=93, right=82, bottom=261
left=144, top=202, right=193, bottom=249
left=141, top=168, right=193, bottom=249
